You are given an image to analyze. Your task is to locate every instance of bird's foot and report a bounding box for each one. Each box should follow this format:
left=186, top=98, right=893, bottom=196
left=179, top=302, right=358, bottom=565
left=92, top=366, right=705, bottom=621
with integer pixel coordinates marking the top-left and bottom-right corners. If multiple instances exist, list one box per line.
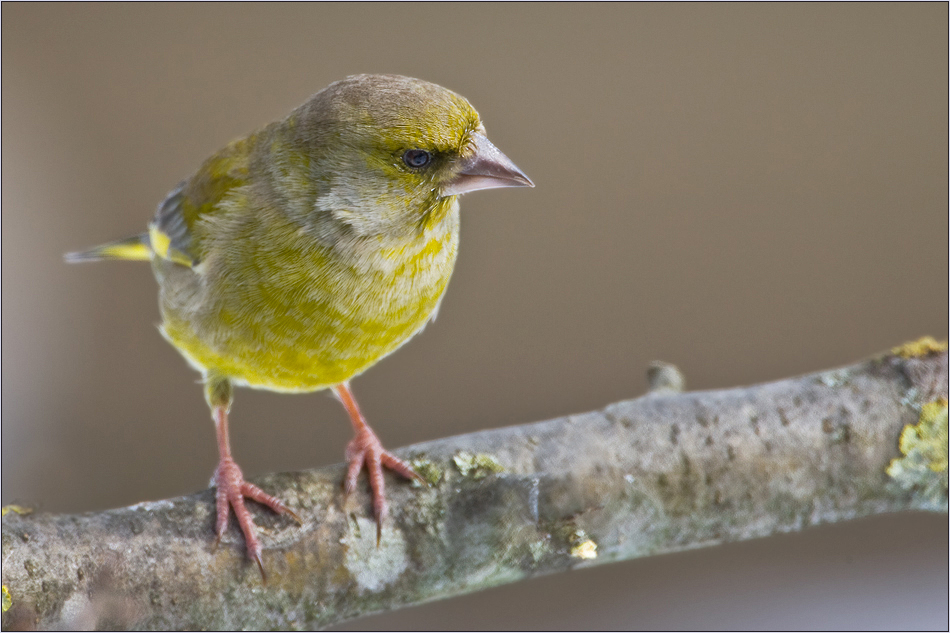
left=213, top=457, right=301, bottom=580
left=344, top=426, right=421, bottom=545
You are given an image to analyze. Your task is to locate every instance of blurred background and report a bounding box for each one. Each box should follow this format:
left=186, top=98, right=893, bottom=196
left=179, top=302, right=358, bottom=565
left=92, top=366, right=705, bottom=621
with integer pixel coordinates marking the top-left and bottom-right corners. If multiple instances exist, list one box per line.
left=3, top=4, right=947, bottom=629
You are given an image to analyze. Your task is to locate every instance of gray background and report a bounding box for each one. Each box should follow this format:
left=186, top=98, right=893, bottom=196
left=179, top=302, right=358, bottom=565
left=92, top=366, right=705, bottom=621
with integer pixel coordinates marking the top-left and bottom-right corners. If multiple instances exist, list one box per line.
left=3, top=4, right=947, bottom=629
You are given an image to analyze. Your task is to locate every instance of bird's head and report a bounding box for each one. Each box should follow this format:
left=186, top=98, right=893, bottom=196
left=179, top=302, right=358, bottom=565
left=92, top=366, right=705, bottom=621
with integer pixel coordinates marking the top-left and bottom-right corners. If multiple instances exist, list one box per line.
left=294, top=74, right=533, bottom=236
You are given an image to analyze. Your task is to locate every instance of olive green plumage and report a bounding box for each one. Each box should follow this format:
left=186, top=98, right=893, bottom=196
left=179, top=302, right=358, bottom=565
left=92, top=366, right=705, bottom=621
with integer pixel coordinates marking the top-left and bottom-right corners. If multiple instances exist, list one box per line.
left=68, top=74, right=533, bottom=571
left=71, top=74, right=527, bottom=393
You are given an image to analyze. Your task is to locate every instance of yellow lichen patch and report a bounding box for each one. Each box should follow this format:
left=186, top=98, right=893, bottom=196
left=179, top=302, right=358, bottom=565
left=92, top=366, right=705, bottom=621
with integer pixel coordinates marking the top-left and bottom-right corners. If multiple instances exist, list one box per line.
left=569, top=530, right=598, bottom=560
left=452, top=451, right=505, bottom=479
left=887, top=398, right=949, bottom=510
left=891, top=336, right=948, bottom=359
left=901, top=398, right=948, bottom=472
left=409, top=457, right=443, bottom=487
left=1, top=505, right=32, bottom=517
left=2, top=585, right=11, bottom=613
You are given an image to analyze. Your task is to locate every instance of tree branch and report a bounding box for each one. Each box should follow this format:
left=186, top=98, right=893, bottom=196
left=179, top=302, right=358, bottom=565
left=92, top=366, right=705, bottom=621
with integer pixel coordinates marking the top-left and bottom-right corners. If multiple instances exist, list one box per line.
left=2, top=341, right=947, bottom=630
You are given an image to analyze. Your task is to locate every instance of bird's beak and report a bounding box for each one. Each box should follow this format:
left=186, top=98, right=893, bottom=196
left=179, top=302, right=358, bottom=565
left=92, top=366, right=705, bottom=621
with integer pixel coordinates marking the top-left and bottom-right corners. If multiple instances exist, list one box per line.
left=441, top=133, right=534, bottom=198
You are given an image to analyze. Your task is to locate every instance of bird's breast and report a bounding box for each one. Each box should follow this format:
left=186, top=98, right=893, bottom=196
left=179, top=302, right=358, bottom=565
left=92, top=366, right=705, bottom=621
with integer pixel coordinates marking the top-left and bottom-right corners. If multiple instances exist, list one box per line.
left=161, top=206, right=461, bottom=392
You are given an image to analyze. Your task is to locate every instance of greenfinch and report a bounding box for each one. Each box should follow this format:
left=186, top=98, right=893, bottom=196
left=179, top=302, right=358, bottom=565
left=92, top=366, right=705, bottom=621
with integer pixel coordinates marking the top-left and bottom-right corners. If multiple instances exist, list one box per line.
left=67, top=74, right=533, bottom=576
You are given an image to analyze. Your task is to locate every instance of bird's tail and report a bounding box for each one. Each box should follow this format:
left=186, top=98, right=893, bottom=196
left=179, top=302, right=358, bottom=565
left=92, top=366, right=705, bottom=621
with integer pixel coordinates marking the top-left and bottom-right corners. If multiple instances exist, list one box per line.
left=64, top=233, right=152, bottom=263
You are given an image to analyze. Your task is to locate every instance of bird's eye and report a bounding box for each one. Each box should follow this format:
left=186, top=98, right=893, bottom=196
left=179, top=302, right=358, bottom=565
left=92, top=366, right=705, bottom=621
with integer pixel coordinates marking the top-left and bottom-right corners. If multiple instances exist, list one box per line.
left=402, top=149, right=432, bottom=169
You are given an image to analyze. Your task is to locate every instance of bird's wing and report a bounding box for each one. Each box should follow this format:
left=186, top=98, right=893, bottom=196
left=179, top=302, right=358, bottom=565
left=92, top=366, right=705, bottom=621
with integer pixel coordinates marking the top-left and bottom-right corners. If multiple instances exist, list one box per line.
left=148, top=135, right=257, bottom=268
left=148, top=182, right=196, bottom=267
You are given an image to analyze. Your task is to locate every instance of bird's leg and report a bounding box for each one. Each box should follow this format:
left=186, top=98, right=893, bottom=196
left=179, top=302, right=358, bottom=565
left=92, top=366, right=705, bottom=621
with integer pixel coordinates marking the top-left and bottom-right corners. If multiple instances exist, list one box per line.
left=333, top=381, right=421, bottom=545
left=207, top=377, right=300, bottom=579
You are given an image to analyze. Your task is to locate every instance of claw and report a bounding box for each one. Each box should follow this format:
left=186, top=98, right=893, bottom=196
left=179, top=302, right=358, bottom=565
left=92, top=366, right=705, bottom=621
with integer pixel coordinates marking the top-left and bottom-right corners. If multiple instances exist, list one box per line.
left=210, top=405, right=298, bottom=580
left=214, top=462, right=297, bottom=581
left=333, top=382, right=422, bottom=543
left=253, top=552, right=267, bottom=585
left=342, top=431, right=415, bottom=539
left=284, top=507, right=304, bottom=525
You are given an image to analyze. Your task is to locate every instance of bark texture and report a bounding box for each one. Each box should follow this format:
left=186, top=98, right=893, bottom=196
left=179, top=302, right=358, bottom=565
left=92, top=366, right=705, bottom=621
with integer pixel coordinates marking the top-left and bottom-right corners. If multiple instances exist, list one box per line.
left=2, top=343, right=947, bottom=630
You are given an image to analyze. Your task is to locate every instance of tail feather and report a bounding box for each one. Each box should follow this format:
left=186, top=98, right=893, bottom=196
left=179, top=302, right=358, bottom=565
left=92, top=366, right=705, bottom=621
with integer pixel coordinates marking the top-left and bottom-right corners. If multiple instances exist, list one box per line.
left=64, top=233, right=152, bottom=263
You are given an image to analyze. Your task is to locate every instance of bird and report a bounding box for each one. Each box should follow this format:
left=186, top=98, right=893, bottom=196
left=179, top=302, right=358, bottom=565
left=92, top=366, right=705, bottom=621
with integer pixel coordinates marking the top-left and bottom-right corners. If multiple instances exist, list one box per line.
left=66, top=74, right=533, bottom=577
